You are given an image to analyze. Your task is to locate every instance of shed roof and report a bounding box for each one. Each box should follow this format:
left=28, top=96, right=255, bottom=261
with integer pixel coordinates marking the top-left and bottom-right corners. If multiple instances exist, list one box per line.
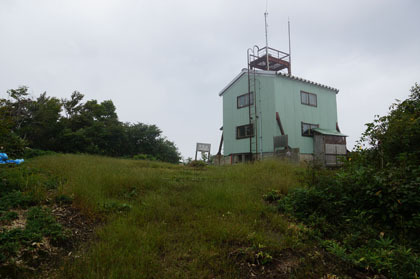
left=313, top=128, right=348, bottom=137
left=218, top=69, right=339, bottom=96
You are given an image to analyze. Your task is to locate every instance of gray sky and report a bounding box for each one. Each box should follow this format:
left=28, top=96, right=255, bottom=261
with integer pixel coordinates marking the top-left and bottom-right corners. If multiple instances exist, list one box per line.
left=1, top=0, right=419, bottom=159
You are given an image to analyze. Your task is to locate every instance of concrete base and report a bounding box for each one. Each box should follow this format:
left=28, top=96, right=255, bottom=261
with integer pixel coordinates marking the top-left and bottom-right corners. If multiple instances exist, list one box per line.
left=213, top=152, right=314, bottom=165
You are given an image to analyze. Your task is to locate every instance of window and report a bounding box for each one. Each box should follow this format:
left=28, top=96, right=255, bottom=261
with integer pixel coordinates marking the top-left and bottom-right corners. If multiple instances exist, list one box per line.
left=237, top=92, right=254, bottom=109
left=300, top=91, right=317, bottom=107
left=236, top=124, right=254, bottom=139
left=301, top=122, right=319, bottom=137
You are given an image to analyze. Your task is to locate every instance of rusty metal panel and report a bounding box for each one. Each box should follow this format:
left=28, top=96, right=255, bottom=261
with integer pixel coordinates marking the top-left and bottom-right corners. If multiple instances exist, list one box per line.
left=273, top=135, right=288, bottom=149
left=325, top=155, right=337, bottom=166
left=326, top=144, right=346, bottom=155
left=325, top=136, right=346, bottom=144
left=313, top=134, right=324, bottom=163
left=336, top=145, right=347, bottom=155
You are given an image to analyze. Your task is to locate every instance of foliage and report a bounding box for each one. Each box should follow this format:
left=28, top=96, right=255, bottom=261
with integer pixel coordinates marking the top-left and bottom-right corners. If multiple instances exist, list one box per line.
left=22, top=148, right=57, bottom=159
left=0, top=211, right=18, bottom=224
left=262, top=189, right=283, bottom=203
left=0, top=207, right=67, bottom=263
left=0, top=164, right=69, bottom=274
left=187, top=160, right=207, bottom=168
left=277, top=83, right=420, bottom=278
left=360, top=83, right=420, bottom=167
left=0, top=87, right=181, bottom=163
left=0, top=165, right=63, bottom=211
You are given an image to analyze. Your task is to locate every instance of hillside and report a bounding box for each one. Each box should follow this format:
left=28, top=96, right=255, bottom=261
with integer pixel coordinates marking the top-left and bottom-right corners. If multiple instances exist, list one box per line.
left=0, top=154, right=358, bottom=279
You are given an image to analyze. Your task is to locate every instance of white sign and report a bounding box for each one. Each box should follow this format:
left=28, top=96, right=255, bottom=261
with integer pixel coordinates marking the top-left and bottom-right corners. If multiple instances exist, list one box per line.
left=196, top=143, right=211, bottom=152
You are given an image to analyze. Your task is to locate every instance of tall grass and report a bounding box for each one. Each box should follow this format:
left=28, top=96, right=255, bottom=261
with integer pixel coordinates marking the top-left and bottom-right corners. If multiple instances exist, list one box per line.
left=28, top=154, right=304, bottom=278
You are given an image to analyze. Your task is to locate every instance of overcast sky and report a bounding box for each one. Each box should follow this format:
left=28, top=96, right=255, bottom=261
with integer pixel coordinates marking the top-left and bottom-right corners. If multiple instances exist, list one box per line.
left=1, top=0, right=419, bottom=159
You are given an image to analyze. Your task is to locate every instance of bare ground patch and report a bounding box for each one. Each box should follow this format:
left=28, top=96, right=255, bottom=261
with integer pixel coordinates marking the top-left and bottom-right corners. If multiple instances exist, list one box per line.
left=0, top=203, right=99, bottom=279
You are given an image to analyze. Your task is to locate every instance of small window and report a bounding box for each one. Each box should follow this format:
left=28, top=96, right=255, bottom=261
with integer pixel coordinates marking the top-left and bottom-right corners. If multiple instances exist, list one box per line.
left=237, top=92, right=254, bottom=109
left=236, top=124, right=254, bottom=139
left=300, top=91, right=317, bottom=107
left=301, top=122, right=319, bottom=137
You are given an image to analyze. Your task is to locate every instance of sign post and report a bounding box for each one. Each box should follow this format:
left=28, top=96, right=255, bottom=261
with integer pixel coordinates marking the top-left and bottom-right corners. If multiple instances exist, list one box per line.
left=195, top=143, right=211, bottom=162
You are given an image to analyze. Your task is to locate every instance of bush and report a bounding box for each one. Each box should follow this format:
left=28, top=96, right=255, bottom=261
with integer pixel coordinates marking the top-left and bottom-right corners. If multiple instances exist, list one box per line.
left=187, top=160, right=207, bottom=168
left=23, top=148, right=56, bottom=159
left=276, top=83, right=420, bottom=278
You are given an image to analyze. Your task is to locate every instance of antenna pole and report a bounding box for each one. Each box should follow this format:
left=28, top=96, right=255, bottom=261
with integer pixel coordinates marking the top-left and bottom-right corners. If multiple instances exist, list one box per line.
left=288, top=18, right=292, bottom=76
left=264, top=11, right=269, bottom=71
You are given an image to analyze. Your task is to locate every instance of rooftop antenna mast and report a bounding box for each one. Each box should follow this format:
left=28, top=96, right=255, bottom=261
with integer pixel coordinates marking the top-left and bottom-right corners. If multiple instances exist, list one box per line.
left=264, top=0, right=269, bottom=70
left=288, top=17, right=292, bottom=75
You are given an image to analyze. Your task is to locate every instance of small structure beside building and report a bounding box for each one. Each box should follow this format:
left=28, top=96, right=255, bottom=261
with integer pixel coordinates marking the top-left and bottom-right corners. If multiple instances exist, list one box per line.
left=313, top=128, right=347, bottom=166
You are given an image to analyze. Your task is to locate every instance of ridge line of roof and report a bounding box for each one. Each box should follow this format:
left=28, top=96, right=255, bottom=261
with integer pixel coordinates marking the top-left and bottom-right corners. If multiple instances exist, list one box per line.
left=218, top=69, right=339, bottom=96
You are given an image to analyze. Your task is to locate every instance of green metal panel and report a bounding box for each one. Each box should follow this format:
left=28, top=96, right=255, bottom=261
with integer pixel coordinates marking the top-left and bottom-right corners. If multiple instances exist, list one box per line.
left=222, top=73, right=251, bottom=155
left=222, top=72, right=338, bottom=156
left=273, top=75, right=338, bottom=154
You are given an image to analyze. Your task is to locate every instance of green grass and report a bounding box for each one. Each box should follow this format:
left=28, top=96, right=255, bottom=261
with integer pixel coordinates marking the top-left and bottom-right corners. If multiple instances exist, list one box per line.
left=0, top=165, right=68, bottom=275
left=25, top=154, right=305, bottom=278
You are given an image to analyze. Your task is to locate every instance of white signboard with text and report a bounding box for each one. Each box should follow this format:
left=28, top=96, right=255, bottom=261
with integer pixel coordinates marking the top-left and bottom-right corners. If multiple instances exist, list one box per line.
left=195, top=142, right=211, bottom=161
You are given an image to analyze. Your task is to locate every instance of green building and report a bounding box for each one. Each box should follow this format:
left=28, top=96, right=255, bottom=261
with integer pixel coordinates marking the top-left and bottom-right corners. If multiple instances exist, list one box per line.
left=217, top=48, right=347, bottom=165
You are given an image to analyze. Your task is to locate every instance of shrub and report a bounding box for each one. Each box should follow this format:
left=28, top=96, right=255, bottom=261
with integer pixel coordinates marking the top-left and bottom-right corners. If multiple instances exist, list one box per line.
left=23, top=148, right=56, bottom=159
left=187, top=160, right=207, bottom=168
left=276, top=83, right=420, bottom=278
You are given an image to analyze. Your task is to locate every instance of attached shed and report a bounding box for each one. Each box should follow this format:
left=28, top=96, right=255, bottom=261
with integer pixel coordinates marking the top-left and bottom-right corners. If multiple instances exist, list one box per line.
left=313, top=128, right=347, bottom=167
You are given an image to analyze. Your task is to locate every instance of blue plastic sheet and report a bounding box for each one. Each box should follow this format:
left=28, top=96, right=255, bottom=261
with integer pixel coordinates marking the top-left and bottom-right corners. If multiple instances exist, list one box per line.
left=0, top=153, right=24, bottom=165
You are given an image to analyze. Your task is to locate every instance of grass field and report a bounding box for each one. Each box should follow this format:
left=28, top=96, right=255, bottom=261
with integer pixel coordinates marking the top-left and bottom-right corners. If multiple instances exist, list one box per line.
left=2, top=154, right=356, bottom=278
left=25, top=154, right=307, bottom=278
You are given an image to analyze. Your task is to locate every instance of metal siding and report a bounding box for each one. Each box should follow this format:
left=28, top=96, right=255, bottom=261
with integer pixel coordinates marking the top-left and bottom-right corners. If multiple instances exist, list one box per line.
left=313, top=134, right=325, bottom=163
left=274, top=76, right=338, bottom=154
left=222, top=73, right=338, bottom=156
left=326, top=144, right=347, bottom=155
left=257, top=76, right=277, bottom=154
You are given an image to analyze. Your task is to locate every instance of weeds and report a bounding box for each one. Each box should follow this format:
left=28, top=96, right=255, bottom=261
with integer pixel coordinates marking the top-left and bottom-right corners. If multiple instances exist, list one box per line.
left=0, top=207, right=67, bottom=264
left=0, top=164, right=69, bottom=274
left=18, top=155, right=307, bottom=278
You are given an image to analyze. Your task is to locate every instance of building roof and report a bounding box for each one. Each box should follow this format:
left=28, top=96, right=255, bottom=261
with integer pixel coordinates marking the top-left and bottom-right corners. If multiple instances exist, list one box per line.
left=313, top=128, right=348, bottom=137
left=218, top=69, right=339, bottom=96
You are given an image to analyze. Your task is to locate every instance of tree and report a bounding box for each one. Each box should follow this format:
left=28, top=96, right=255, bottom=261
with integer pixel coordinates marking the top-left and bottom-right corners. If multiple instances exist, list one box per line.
left=20, top=93, right=63, bottom=150
left=62, top=91, right=84, bottom=118
left=0, top=87, right=181, bottom=163
left=361, top=83, right=420, bottom=167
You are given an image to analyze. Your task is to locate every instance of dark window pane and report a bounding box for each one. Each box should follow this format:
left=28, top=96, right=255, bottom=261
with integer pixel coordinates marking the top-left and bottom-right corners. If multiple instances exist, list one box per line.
left=301, top=92, right=308, bottom=104
left=237, top=124, right=253, bottom=139
left=245, top=125, right=252, bottom=136
left=237, top=126, right=245, bottom=137
left=309, top=94, right=317, bottom=106
left=302, top=123, right=310, bottom=136
left=302, top=123, right=318, bottom=137
left=301, top=91, right=317, bottom=107
left=237, top=92, right=253, bottom=108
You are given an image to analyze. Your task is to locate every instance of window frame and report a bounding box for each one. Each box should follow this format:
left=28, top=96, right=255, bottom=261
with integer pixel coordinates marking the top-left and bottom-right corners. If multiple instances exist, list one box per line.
left=301, top=122, right=319, bottom=137
left=300, top=91, right=317, bottom=107
left=236, top=124, right=254, bottom=139
left=237, top=92, right=254, bottom=109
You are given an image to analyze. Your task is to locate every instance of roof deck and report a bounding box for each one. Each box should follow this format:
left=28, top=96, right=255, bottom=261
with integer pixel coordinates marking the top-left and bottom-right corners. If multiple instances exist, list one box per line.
left=249, top=46, right=291, bottom=73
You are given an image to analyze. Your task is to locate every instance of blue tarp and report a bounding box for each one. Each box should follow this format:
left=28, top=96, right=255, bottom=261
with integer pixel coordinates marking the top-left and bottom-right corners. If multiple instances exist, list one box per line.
left=0, top=153, right=24, bottom=165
